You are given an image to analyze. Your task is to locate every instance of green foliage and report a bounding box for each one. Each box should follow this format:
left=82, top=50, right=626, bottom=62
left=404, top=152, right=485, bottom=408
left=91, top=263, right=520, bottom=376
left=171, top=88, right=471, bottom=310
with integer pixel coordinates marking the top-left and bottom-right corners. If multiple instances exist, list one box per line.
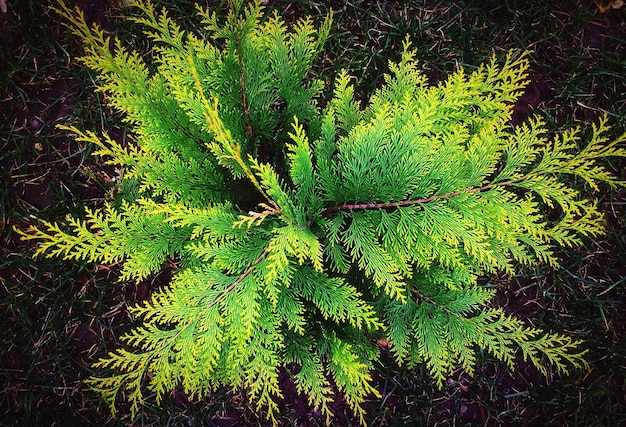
left=17, top=0, right=626, bottom=424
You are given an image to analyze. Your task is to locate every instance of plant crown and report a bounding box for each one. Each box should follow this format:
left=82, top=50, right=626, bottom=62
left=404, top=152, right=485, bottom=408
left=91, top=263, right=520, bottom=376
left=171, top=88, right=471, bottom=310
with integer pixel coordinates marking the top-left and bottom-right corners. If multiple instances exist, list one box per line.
left=19, top=0, right=626, bottom=424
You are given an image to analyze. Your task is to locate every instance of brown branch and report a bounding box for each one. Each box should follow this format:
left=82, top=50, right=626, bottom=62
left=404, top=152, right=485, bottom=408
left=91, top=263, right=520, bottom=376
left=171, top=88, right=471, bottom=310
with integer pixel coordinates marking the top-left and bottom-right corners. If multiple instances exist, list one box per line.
left=235, top=35, right=254, bottom=139
left=411, top=287, right=443, bottom=309
left=321, top=183, right=500, bottom=217
left=207, top=246, right=270, bottom=308
left=189, top=56, right=278, bottom=208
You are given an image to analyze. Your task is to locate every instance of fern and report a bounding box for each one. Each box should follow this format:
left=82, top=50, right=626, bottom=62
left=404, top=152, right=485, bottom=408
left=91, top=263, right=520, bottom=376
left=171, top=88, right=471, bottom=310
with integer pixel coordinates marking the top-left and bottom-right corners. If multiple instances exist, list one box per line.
left=16, top=0, right=626, bottom=424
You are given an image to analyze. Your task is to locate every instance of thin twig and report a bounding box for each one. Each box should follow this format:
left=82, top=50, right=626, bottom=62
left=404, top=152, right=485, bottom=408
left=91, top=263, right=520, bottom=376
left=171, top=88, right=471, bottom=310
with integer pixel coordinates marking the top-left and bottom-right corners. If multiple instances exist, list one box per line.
left=235, top=35, right=254, bottom=139
left=208, top=246, right=271, bottom=308
left=188, top=55, right=277, bottom=208
left=321, top=184, right=498, bottom=216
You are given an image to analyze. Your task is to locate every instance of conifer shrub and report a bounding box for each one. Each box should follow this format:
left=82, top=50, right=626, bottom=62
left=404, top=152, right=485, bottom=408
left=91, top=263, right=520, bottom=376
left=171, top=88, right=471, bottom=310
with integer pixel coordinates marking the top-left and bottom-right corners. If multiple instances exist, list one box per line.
left=19, top=0, right=626, bottom=424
